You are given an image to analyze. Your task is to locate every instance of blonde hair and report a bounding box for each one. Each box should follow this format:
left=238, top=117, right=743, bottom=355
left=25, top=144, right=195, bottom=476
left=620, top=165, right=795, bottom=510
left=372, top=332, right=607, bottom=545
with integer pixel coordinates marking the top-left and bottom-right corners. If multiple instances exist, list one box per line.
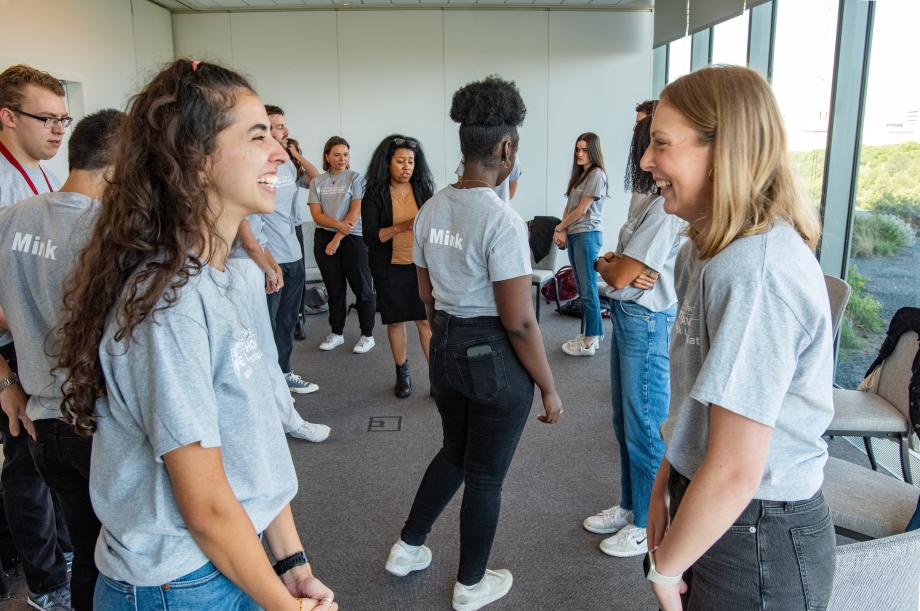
left=661, top=65, right=821, bottom=259
left=0, top=65, right=65, bottom=120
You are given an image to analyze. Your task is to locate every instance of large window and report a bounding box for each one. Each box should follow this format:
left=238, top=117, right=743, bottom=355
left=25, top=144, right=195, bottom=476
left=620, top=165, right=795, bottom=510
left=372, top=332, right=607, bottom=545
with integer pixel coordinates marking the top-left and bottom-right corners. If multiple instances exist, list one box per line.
left=771, top=0, right=839, bottom=208
left=667, top=35, right=692, bottom=83
left=710, top=10, right=749, bottom=66
left=836, top=0, right=920, bottom=389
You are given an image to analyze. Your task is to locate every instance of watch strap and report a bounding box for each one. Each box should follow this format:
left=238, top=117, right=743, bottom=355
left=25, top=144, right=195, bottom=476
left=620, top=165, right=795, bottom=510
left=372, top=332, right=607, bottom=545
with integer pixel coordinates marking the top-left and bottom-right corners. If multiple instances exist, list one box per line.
left=645, top=551, right=682, bottom=586
left=273, top=550, right=308, bottom=576
left=0, top=372, right=20, bottom=393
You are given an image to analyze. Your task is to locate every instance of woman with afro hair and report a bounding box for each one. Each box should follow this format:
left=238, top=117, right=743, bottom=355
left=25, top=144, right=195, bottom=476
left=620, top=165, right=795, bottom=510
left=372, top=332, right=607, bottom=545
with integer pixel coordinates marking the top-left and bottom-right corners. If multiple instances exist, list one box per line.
left=384, top=76, right=563, bottom=611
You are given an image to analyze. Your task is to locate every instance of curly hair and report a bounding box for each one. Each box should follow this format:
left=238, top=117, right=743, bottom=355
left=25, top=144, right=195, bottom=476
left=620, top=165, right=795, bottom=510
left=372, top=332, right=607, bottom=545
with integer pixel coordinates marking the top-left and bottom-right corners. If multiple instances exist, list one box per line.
left=565, top=132, right=608, bottom=197
left=624, top=115, right=656, bottom=195
left=450, top=75, right=526, bottom=164
left=364, top=135, right=436, bottom=205
left=322, top=136, right=350, bottom=172
left=56, top=59, right=254, bottom=434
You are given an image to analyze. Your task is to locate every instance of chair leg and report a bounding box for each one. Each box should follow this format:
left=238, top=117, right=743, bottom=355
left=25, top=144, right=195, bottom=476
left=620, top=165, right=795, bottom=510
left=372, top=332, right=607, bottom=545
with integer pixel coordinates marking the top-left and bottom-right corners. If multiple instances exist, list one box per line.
left=864, top=437, right=878, bottom=471
left=900, top=435, right=913, bottom=484
left=534, top=286, right=541, bottom=322
left=553, top=279, right=561, bottom=313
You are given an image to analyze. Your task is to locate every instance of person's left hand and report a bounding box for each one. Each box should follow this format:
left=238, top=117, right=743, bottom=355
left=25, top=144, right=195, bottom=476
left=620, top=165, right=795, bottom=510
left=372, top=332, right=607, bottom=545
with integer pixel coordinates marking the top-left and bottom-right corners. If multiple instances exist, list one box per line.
left=283, top=567, right=335, bottom=607
left=650, top=579, right=687, bottom=611
left=325, top=239, right=341, bottom=256
left=0, top=383, right=35, bottom=441
left=631, top=270, right=658, bottom=290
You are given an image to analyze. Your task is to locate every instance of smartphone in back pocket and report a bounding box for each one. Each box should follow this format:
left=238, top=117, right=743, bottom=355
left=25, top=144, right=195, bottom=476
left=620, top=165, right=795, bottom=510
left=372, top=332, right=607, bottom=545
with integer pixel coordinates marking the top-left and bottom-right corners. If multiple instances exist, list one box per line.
left=466, top=344, right=492, bottom=358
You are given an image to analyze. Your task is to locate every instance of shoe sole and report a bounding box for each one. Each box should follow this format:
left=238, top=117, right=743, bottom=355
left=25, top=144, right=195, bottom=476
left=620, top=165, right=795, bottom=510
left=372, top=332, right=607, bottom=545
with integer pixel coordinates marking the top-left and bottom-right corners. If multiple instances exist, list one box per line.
left=452, top=575, right=513, bottom=611
left=289, top=385, right=319, bottom=394
left=582, top=521, right=627, bottom=535
left=319, top=344, right=343, bottom=351
left=288, top=431, right=331, bottom=443
left=353, top=346, right=375, bottom=353
left=599, top=543, right=648, bottom=558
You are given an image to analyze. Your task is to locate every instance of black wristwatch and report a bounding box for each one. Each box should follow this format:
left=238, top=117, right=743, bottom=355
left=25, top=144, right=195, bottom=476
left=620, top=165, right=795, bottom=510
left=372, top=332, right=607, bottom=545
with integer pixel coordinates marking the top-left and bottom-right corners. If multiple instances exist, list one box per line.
left=273, top=551, right=308, bottom=575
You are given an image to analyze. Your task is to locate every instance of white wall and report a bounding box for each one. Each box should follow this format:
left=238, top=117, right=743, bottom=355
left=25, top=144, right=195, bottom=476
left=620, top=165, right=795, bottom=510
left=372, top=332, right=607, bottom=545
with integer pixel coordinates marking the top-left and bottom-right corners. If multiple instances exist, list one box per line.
left=1, top=0, right=174, bottom=179
left=173, top=8, right=652, bottom=253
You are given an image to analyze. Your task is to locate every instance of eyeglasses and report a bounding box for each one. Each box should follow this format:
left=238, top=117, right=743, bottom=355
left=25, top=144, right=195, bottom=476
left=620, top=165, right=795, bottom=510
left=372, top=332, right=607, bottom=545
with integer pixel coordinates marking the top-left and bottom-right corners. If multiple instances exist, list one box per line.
left=10, top=107, right=73, bottom=129
left=392, top=137, right=417, bottom=149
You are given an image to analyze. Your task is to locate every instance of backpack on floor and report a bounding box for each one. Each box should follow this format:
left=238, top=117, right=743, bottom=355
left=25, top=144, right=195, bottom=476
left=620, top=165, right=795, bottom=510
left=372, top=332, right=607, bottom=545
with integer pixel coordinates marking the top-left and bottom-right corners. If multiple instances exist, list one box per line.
left=541, top=265, right=578, bottom=304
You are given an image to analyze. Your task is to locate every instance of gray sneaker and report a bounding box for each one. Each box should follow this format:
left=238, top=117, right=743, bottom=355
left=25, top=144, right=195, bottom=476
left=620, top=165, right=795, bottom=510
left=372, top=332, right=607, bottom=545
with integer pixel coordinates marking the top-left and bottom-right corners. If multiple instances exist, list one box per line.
left=28, top=585, right=72, bottom=611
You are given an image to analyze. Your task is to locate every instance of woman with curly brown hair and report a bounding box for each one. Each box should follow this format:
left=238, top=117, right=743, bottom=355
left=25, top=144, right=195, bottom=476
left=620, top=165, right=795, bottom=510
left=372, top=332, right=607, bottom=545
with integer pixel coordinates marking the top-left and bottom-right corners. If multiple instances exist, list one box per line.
left=56, top=60, right=336, bottom=611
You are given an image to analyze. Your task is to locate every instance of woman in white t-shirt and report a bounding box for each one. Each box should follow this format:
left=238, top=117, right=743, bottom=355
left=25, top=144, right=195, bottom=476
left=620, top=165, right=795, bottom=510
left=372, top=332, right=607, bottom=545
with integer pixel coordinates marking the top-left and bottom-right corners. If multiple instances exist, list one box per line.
left=308, top=137, right=376, bottom=354
left=56, top=60, right=337, bottom=611
left=642, top=66, right=835, bottom=610
left=554, top=133, right=609, bottom=357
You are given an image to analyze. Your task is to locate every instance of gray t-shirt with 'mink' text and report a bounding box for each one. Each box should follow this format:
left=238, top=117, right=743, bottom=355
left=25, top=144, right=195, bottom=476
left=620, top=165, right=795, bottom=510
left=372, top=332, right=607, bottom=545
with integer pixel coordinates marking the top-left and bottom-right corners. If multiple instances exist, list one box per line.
left=662, top=222, right=834, bottom=501
left=308, top=169, right=366, bottom=237
left=605, top=192, right=686, bottom=312
left=0, top=192, right=97, bottom=421
left=564, top=167, right=606, bottom=235
left=91, top=266, right=298, bottom=586
left=413, top=186, right=532, bottom=318
left=261, top=160, right=301, bottom=264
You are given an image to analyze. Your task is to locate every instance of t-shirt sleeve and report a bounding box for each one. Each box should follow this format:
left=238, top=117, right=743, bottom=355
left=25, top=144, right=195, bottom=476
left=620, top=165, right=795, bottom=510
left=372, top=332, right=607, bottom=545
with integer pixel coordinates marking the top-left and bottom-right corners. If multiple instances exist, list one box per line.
left=690, top=270, right=807, bottom=427
left=487, top=215, right=532, bottom=282
left=413, top=213, right=427, bottom=268
left=621, top=206, right=681, bottom=271
left=352, top=174, right=366, bottom=200
left=510, top=160, right=522, bottom=181
left=110, top=312, right=221, bottom=461
left=455, top=161, right=464, bottom=177
left=583, top=170, right=606, bottom=200
left=307, top=178, right=321, bottom=205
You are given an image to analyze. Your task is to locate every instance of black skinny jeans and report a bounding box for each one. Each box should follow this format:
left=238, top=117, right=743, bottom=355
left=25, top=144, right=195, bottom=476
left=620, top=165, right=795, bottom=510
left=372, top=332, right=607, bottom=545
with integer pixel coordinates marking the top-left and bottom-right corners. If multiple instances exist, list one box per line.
left=313, top=230, right=375, bottom=337
left=28, top=419, right=100, bottom=611
left=267, top=258, right=306, bottom=373
left=401, top=312, right=534, bottom=585
left=0, top=343, right=70, bottom=595
left=669, top=469, right=835, bottom=610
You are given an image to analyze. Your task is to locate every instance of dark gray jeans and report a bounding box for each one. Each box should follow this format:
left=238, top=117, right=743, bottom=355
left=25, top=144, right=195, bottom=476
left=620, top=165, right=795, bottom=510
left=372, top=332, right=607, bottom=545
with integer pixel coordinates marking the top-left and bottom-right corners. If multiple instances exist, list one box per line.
left=669, top=469, right=835, bottom=610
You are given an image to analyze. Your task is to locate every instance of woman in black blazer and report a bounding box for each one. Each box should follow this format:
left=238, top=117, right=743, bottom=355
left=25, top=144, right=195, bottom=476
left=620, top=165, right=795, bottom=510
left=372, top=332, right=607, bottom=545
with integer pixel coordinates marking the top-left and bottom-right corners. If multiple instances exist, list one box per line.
left=362, top=135, right=436, bottom=398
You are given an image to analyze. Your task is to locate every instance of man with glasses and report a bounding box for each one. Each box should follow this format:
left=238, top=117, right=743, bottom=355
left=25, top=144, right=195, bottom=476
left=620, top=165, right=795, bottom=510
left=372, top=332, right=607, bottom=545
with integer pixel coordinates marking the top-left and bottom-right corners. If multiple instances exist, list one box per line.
left=0, top=63, right=72, bottom=610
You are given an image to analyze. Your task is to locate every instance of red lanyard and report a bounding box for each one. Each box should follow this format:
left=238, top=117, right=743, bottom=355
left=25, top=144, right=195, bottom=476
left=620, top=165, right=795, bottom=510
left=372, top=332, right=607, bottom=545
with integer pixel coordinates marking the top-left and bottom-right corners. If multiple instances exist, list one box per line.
left=0, top=139, right=54, bottom=196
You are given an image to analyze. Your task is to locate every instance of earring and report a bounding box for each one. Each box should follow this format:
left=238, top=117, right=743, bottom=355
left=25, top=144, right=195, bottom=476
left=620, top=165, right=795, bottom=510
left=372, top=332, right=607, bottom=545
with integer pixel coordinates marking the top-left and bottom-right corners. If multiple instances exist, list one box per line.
left=707, top=167, right=714, bottom=181
left=502, top=159, right=511, bottom=169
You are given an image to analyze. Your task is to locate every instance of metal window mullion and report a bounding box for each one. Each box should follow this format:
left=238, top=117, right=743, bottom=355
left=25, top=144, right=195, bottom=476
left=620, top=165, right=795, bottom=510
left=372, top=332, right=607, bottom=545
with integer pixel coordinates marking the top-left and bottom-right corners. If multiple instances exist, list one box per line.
left=818, top=0, right=874, bottom=278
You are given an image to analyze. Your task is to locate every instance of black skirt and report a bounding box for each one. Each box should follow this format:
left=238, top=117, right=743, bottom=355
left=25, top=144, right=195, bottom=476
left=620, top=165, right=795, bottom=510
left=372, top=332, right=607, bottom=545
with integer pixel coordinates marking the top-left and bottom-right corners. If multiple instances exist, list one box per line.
left=375, top=264, right=427, bottom=324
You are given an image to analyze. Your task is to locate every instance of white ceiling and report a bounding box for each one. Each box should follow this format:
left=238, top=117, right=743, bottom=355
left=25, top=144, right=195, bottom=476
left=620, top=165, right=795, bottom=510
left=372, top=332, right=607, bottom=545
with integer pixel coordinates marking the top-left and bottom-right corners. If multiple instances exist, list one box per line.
left=153, top=0, right=652, bottom=10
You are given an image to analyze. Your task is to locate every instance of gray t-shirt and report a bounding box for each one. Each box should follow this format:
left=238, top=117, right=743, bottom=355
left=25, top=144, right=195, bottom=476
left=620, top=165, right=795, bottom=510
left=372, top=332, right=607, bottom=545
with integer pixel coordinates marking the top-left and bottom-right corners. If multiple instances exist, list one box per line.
left=605, top=192, right=687, bottom=312
left=413, top=186, right=532, bottom=318
left=564, top=167, right=606, bottom=235
left=91, top=266, right=298, bottom=585
left=455, top=158, right=521, bottom=205
left=0, top=157, right=61, bottom=347
left=308, top=169, right=366, bottom=237
left=662, top=222, right=835, bottom=501
left=228, top=214, right=267, bottom=260
left=261, top=160, right=301, bottom=264
left=0, top=192, right=97, bottom=421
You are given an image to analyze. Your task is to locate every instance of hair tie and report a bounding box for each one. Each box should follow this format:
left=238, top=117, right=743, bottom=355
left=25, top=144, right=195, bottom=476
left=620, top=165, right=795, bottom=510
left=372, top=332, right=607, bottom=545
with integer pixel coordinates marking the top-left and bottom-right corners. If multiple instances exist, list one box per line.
left=191, top=60, right=201, bottom=72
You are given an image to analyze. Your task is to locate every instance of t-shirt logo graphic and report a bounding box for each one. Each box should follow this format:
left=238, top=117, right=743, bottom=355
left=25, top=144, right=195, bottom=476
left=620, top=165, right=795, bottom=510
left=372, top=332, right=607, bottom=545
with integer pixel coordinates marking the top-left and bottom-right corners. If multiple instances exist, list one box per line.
left=676, top=302, right=699, bottom=345
left=230, top=330, right=262, bottom=379
left=428, top=227, right=463, bottom=250
left=10, top=232, right=56, bottom=260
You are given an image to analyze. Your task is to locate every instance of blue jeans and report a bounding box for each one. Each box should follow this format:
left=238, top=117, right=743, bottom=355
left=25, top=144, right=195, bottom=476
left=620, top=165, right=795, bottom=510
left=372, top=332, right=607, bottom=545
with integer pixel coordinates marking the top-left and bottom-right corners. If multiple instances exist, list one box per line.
left=93, top=562, right=259, bottom=610
left=610, top=300, right=675, bottom=528
left=401, top=312, right=534, bottom=585
left=907, top=497, right=920, bottom=531
left=566, top=231, right=603, bottom=338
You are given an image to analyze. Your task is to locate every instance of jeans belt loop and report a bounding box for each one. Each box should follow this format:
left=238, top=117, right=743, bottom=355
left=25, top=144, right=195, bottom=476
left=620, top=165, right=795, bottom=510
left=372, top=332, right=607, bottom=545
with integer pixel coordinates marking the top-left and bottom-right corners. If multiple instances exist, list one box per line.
left=785, top=501, right=795, bottom=512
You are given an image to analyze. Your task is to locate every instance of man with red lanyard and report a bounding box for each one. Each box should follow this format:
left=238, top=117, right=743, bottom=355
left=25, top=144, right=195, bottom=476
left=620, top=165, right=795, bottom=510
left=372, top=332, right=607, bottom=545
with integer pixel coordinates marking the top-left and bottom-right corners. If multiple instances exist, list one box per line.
left=0, top=64, right=73, bottom=610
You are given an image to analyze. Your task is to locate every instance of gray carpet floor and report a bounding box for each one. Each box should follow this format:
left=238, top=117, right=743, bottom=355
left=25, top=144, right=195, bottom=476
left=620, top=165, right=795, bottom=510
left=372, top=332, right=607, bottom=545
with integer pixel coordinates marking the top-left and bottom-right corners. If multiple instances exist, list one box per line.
left=0, top=305, right=873, bottom=611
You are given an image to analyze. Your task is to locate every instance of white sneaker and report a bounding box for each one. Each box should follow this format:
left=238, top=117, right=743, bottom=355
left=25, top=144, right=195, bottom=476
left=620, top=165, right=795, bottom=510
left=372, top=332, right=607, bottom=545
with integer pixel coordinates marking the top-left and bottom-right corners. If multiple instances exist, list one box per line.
left=319, top=333, right=344, bottom=351
left=599, top=524, right=648, bottom=558
left=353, top=335, right=376, bottom=354
left=562, top=336, right=597, bottom=356
left=452, top=569, right=513, bottom=611
left=583, top=505, right=633, bottom=534
left=287, top=421, right=331, bottom=443
left=384, top=540, right=432, bottom=577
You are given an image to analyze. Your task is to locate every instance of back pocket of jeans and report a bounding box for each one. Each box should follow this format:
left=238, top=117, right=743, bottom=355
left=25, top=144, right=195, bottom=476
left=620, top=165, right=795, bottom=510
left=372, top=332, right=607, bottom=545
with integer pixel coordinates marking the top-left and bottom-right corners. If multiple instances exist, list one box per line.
left=454, top=350, right=508, bottom=401
left=790, top=509, right=835, bottom=610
